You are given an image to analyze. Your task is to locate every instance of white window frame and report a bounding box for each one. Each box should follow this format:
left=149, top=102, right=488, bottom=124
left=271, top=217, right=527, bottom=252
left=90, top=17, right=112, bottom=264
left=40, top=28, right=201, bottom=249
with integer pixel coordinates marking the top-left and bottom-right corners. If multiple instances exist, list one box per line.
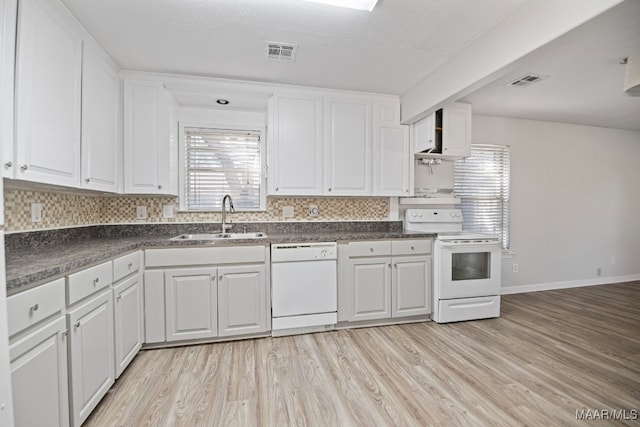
left=178, top=121, right=267, bottom=211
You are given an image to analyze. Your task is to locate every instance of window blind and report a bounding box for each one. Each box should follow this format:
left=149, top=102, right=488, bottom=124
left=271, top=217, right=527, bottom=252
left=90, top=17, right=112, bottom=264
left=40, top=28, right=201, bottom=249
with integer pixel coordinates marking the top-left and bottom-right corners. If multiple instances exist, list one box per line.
left=184, top=127, right=261, bottom=210
left=454, top=144, right=511, bottom=249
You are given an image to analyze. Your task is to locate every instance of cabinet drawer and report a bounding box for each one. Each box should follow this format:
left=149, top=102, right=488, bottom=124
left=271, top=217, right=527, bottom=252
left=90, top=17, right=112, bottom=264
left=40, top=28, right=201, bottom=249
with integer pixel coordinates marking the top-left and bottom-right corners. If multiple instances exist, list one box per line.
left=67, top=261, right=113, bottom=305
left=347, top=240, right=391, bottom=258
left=113, top=251, right=140, bottom=282
left=8, top=278, right=66, bottom=337
left=392, top=239, right=431, bottom=256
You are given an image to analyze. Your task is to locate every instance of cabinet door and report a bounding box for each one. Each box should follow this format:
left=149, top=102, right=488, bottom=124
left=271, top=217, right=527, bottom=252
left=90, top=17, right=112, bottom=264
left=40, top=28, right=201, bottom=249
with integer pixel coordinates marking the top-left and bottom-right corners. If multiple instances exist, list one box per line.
left=413, top=114, right=435, bottom=153
left=9, top=316, right=69, bottom=427
left=268, top=94, right=323, bottom=195
left=217, top=265, right=267, bottom=337
left=81, top=44, right=119, bottom=192
left=113, top=274, right=143, bottom=378
left=323, top=97, right=371, bottom=195
left=164, top=268, right=218, bottom=341
left=143, top=270, right=166, bottom=343
left=68, top=289, right=114, bottom=427
left=373, top=126, right=410, bottom=196
left=346, top=258, right=391, bottom=321
left=123, top=79, right=177, bottom=195
left=15, top=0, right=82, bottom=187
left=1, top=0, right=17, bottom=179
left=442, top=103, right=471, bottom=158
left=392, top=255, right=431, bottom=318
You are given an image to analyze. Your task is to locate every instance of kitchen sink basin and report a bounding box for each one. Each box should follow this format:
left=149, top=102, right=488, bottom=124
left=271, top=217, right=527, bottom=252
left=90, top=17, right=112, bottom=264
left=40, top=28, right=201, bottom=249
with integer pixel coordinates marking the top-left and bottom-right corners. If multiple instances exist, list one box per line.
left=170, top=232, right=267, bottom=241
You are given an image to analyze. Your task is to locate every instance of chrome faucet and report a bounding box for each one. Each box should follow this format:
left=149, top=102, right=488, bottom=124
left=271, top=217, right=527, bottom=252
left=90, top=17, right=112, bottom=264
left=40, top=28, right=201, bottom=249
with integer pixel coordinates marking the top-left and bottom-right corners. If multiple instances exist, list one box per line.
left=221, top=194, right=235, bottom=233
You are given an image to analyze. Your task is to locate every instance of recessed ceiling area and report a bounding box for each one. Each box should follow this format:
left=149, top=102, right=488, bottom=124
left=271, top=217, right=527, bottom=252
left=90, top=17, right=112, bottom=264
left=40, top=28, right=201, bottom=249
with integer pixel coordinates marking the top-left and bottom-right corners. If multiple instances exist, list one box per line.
left=60, top=0, right=527, bottom=94
left=460, top=0, right=640, bottom=131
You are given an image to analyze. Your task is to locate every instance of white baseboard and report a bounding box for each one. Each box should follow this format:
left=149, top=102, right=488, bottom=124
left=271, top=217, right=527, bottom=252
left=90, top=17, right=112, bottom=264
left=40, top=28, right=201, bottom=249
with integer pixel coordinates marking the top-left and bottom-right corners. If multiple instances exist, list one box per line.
left=501, top=274, right=640, bottom=295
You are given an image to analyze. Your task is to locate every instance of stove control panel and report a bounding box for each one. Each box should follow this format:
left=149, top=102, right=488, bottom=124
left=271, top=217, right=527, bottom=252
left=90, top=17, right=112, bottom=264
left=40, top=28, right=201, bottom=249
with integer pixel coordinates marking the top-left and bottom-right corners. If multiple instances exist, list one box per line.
left=405, top=209, right=463, bottom=223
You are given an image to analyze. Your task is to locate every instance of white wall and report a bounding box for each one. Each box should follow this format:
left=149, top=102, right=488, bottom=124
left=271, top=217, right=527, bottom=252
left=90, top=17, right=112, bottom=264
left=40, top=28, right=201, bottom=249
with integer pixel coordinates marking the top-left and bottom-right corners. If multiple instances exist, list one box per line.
left=473, top=115, right=640, bottom=293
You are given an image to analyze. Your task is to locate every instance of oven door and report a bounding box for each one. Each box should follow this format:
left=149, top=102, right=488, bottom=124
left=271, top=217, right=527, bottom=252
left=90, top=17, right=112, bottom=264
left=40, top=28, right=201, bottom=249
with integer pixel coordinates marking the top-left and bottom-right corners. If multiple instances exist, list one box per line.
left=436, top=240, right=501, bottom=299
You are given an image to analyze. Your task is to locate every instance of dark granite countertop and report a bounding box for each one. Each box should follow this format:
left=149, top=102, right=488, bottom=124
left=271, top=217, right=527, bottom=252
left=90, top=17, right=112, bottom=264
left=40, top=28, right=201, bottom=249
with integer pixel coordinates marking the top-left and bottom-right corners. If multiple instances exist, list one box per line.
left=5, top=222, right=434, bottom=296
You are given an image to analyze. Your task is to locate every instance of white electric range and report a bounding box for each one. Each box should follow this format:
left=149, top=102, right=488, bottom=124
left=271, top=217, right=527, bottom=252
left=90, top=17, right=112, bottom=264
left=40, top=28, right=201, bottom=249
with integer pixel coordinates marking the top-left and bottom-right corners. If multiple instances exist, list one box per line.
left=405, top=209, right=502, bottom=323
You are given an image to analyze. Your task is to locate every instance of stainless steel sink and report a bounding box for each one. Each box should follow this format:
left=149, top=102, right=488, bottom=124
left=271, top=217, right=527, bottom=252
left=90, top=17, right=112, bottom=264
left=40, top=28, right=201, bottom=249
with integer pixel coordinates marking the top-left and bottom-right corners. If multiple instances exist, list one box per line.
left=170, top=232, right=267, bottom=241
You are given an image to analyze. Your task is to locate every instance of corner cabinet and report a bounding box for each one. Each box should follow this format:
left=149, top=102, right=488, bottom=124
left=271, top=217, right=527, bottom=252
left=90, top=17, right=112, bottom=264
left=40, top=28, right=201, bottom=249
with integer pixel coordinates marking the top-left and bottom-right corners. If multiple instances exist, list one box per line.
left=267, top=92, right=410, bottom=197
left=339, top=239, right=432, bottom=323
left=14, top=0, right=82, bottom=186
left=81, top=43, right=120, bottom=192
left=123, top=79, right=178, bottom=195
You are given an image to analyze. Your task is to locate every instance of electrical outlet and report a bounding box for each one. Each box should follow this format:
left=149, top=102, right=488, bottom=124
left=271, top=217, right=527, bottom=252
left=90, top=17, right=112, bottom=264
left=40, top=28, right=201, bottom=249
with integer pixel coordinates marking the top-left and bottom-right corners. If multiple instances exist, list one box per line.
left=512, top=263, right=518, bottom=273
left=31, top=203, right=42, bottom=223
left=136, top=206, right=147, bottom=220
left=282, top=206, right=294, bottom=218
left=163, top=205, right=174, bottom=219
left=309, top=205, right=319, bottom=217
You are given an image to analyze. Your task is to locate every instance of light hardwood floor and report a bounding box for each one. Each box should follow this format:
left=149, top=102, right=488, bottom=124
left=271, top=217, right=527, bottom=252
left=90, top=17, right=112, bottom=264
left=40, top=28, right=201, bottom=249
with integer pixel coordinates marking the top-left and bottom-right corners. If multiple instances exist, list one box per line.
left=85, top=282, right=640, bottom=426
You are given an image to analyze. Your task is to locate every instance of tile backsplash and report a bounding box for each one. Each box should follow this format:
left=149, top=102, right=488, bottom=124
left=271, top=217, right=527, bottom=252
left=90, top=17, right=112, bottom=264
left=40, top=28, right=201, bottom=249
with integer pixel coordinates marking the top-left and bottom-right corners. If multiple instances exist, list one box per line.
left=4, top=188, right=390, bottom=232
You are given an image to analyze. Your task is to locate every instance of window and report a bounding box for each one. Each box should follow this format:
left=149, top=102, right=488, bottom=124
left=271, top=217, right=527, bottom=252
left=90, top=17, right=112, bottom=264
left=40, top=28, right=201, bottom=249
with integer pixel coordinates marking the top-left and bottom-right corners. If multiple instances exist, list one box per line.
left=454, top=144, right=510, bottom=249
left=180, top=126, right=264, bottom=211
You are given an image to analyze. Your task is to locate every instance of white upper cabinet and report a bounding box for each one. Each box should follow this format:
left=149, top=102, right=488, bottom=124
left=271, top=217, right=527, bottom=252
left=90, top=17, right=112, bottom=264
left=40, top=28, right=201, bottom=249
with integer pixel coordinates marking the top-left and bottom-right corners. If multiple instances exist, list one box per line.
left=268, top=94, right=323, bottom=195
left=81, top=44, right=120, bottom=192
left=1, top=0, right=17, bottom=179
left=413, top=102, right=472, bottom=159
left=14, top=0, right=82, bottom=186
left=268, top=92, right=408, bottom=197
left=372, top=101, right=410, bottom=196
left=123, top=79, right=178, bottom=195
left=323, top=97, right=371, bottom=195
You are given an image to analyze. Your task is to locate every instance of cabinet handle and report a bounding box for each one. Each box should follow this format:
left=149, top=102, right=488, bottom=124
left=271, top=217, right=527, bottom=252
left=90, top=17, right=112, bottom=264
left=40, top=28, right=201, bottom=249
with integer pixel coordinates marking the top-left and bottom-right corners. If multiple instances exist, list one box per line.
left=62, top=330, right=68, bottom=338
left=275, top=187, right=279, bottom=191
left=219, top=275, right=224, bottom=281
left=4, top=161, right=12, bottom=168
left=370, top=248, right=374, bottom=252
left=444, top=147, right=448, bottom=151
left=328, top=188, right=332, bottom=192
left=20, top=164, right=28, bottom=171
left=388, top=263, right=392, bottom=268
left=74, top=321, right=81, bottom=329
left=394, top=264, right=398, bottom=269
left=411, top=246, right=415, bottom=251
left=85, top=178, right=90, bottom=183
left=93, top=277, right=99, bottom=286
left=128, top=262, right=133, bottom=270
left=158, top=185, right=162, bottom=190
left=116, top=295, right=122, bottom=302
left=29, top=303, right=39, bottom=313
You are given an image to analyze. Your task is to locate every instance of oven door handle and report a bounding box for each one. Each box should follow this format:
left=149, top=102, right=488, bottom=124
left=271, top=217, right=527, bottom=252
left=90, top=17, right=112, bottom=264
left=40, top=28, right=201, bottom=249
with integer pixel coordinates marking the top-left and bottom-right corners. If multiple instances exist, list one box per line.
left=438, top=240, right=500, bottom=248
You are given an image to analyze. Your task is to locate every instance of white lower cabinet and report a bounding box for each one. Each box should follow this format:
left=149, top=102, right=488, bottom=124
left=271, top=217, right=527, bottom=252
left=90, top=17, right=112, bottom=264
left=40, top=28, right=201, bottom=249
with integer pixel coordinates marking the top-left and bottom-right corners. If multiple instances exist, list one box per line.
left=113, top=273, right=143, bottom=378
left=67, top=288, right=114, bottom=427
left=9, top=316, right=69, bottom=427
left=341, top=239, right=432, bottom=322
left=164, top=267, right=218, bottom=342
left=218, top=265, right=267, bottom=337
left=392, top=256, right=432, bottom=317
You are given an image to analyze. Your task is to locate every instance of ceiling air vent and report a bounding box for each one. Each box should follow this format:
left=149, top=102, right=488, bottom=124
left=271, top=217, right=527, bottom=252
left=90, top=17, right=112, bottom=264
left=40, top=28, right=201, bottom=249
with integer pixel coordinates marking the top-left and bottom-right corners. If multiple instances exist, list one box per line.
left=265, top=42, right=298, bottom=61
left=507, top=74, right=546, bottom=87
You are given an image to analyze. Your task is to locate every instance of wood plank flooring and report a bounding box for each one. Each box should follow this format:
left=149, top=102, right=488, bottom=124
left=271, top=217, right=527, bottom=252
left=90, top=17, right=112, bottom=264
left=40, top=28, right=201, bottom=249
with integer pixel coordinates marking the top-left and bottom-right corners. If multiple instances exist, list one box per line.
left=85, top=282, right=640, bottom=426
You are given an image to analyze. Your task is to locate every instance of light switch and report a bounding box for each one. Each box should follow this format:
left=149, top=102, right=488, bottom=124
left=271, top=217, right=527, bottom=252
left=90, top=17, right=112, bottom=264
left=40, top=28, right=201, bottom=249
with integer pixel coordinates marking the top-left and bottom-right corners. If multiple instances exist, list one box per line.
left=31, top=203, right=42, bottom=223
left=163, top=205, right=174, bottom=219
left=136, top=206, right=147, bottom=220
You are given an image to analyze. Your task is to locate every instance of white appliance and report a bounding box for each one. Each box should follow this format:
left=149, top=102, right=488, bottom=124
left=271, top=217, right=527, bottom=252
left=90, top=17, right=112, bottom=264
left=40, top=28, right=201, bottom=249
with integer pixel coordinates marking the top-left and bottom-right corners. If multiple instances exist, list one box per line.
left=405, top=208, right=502, bottom=323
left=271, top=242, right=337, bottom=336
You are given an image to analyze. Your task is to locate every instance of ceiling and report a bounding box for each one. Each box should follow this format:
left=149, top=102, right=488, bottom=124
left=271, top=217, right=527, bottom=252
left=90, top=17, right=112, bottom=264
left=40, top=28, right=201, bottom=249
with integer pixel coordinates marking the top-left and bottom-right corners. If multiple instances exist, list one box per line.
left=60, top=0, right=640, bottom=131
left=460, top=0, right=640, bottom=131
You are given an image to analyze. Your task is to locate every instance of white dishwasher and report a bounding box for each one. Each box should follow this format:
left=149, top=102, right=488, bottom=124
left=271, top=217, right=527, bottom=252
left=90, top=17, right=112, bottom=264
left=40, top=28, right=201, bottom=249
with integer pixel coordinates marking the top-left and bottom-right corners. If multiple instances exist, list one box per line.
left=271, top=242, right=337, bottom=336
